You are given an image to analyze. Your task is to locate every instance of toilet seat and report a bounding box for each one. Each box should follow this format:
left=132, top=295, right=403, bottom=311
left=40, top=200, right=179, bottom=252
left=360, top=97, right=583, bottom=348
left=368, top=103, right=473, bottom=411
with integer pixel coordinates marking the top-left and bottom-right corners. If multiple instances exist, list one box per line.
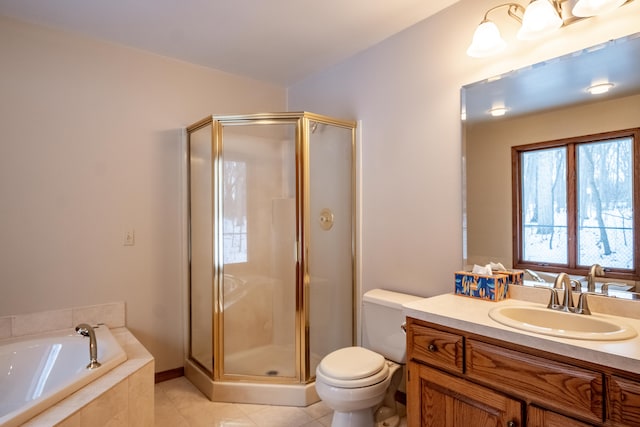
left=316, top=347, right=389, bottom=388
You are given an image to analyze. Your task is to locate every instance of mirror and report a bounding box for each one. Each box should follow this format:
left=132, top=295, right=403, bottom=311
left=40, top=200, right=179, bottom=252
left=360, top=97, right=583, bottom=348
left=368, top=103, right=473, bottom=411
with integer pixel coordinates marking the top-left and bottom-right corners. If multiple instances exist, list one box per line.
left=461, top=33, right=640, bottom=291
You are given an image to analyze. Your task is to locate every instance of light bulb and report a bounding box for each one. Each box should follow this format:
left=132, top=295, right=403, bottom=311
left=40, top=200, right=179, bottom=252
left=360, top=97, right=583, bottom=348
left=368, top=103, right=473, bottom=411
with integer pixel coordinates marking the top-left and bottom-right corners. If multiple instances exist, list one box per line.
left=517, top=0, right=563, bottom=40
left=572, top=0, right=626, bottom=17
left=586, top=82, right=614, bottom=94
left=467, top=20, right=507, bottom=58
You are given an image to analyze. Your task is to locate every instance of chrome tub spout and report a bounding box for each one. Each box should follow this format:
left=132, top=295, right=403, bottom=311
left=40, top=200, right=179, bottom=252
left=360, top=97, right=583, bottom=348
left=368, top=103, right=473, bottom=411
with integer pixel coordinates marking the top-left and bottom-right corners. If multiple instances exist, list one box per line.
left=75, top=323, right=102, bottom=369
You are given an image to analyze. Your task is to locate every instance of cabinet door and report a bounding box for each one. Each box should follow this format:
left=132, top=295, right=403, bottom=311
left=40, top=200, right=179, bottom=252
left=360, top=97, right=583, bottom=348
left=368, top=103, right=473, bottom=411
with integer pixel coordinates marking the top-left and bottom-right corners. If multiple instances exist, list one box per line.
left=408, top=362, right=523, bottom=427
left=528, top=405, right=595, bottom=427
left=608, top=375, right=640, bottom=426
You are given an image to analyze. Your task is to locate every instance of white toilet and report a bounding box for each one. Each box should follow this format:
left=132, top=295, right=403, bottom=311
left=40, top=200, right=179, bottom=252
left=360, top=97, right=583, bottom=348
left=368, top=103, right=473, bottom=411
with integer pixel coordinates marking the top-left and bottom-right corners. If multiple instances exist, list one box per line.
left=315, top=289, right=422, bottom=427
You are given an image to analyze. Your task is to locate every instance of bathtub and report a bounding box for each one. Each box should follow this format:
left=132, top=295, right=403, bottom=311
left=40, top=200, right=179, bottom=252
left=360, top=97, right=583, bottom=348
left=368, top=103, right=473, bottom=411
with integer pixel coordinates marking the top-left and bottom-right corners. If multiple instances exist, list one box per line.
left=0, top=324, right=127, bottom=427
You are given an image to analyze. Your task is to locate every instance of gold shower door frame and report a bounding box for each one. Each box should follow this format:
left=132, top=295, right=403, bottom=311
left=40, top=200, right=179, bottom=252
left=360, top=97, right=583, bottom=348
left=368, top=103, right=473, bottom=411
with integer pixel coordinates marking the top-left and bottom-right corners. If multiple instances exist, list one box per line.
left=187, top=112, right=357, bottom=385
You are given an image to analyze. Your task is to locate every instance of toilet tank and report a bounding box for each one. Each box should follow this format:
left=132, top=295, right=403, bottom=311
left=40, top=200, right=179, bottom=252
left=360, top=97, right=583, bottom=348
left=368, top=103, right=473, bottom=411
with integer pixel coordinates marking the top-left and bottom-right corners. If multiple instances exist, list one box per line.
left=361, top=289, right=423, bottom=363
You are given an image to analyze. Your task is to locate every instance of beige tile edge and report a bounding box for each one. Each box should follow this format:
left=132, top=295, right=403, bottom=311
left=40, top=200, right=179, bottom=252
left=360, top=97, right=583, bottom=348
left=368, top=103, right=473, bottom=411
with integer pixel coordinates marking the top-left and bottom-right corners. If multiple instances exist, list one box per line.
left=0, top=302, right=125, bottom=338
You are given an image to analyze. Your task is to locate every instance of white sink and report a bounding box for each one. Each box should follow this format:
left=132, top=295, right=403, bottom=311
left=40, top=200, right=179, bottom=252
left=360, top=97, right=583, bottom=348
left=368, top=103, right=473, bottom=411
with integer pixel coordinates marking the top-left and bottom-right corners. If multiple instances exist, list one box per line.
left=489, top=305, right=637, bottom=341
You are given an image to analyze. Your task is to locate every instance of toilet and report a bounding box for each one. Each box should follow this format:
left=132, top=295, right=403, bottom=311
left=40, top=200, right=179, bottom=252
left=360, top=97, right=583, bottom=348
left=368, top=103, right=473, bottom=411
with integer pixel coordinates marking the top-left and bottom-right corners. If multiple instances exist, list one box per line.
left=315, top=289, right=422, bottom=427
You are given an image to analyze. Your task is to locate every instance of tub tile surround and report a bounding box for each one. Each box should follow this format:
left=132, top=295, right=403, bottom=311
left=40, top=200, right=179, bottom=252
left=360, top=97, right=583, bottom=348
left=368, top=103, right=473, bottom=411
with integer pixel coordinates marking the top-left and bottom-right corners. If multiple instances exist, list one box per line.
left=0, top=303, right=154, bottom=426
left=0, top=301, right=126, bottom=339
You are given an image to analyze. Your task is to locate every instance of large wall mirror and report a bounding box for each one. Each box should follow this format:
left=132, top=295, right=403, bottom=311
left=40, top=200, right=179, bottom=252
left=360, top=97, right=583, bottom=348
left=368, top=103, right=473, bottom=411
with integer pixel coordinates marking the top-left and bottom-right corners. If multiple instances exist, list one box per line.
left=461, top=33, right=640, bottom=284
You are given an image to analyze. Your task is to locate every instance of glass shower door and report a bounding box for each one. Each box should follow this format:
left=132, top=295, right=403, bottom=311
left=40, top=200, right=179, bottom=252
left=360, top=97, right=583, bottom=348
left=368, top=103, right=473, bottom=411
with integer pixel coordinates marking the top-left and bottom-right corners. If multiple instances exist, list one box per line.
left=218, top=121, right=299, bottom=381
left=307, top=121, right=355, bottom=377
left=188, top=122, right=214, bottom=374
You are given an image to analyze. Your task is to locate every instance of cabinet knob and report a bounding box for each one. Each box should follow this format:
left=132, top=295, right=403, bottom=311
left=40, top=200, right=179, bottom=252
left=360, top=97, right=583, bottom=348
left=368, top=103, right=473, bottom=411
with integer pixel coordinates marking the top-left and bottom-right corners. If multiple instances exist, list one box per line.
left=506, top=421, right=516, bottom=427
left=428, top=343, right=437, bottom=352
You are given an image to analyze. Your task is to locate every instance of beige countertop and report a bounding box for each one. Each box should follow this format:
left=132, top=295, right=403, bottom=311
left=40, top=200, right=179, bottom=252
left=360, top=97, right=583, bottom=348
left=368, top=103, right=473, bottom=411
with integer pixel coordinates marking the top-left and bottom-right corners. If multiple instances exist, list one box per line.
left=403, top=293, right=640, bottom=375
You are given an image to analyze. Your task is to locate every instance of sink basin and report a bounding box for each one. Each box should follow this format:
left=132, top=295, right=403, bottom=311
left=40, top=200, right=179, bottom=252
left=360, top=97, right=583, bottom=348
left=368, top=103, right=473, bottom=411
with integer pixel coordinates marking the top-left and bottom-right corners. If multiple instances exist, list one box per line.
left=489, top=305, right=637, bottom=341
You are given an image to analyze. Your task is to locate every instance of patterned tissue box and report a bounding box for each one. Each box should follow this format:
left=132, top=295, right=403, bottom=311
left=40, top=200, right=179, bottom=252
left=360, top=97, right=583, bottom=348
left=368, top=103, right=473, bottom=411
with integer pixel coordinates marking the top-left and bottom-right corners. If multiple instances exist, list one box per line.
left=494, top=269, right=524, bottom=286
left=454, top=271, right=509, bottom=301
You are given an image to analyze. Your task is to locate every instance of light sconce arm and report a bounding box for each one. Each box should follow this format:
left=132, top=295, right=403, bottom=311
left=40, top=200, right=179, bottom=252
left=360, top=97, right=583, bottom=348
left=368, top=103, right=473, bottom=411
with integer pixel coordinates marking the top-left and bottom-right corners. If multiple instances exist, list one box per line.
left=481, top=3, right=526, bottom=24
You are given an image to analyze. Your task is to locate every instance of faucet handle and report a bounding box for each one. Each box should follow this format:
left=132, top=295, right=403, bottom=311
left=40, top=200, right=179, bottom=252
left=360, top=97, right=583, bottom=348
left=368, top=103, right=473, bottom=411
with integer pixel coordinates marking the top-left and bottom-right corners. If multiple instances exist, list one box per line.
left=573, top=292, right=598, bottom=315
left=535, top=285, right=559, bottom=309
left=570, top=279, right=582, bottom=292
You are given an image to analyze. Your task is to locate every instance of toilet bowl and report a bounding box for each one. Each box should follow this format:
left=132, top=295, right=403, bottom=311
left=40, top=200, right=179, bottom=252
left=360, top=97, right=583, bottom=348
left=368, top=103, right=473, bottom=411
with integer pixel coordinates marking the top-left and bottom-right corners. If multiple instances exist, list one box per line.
left=314, top=289, right=422, bottom=427
left=315, top=347, right=401, bottom=427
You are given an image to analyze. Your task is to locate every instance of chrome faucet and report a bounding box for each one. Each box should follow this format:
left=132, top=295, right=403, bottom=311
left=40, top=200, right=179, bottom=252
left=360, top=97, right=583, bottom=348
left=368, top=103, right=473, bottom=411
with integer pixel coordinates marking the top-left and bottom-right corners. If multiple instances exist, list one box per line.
left=552, top=273, right=574, bottom=312
left=75, top=323, right=102, bottom=369
left=524, top=269, right=546, bottom=283
left=587, top=264, right=605, bottom=292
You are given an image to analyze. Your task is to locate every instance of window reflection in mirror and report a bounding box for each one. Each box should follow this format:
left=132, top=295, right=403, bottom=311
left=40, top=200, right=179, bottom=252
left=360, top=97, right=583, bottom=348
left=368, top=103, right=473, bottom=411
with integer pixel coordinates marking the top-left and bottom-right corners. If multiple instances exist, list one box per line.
left=512, top=129, right=638, bottom=279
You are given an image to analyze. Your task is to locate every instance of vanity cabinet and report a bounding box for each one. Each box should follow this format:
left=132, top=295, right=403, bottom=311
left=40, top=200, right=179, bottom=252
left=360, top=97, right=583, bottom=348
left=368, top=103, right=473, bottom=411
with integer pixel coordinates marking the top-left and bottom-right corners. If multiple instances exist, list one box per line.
left=608, top=375, right=640, bottom=425
left=406, top=317, right=640, bottom=427
left=409, top=363, right=522, bottom=427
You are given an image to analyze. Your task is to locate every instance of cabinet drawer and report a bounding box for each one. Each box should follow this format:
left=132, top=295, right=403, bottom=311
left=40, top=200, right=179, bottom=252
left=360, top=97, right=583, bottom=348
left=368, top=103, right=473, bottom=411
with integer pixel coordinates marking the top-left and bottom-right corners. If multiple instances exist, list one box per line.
left=407, top=322, right=463, bottom=373
left=466, top=339, right=603, bottom=424
left=608, top=375, right=640, bottom=426
left=528, top=405, right=594, bottom=427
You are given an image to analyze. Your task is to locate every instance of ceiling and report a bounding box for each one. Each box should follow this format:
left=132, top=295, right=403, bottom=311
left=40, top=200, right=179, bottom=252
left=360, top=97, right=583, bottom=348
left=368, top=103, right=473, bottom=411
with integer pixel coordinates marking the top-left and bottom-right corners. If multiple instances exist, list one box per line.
left=0, top=0, right=459, bottom=86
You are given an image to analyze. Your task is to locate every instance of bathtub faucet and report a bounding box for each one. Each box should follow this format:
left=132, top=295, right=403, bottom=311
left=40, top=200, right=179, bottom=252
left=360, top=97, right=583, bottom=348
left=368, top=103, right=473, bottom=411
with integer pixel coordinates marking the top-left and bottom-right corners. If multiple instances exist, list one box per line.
left=75, top=323, right=102, bottom=369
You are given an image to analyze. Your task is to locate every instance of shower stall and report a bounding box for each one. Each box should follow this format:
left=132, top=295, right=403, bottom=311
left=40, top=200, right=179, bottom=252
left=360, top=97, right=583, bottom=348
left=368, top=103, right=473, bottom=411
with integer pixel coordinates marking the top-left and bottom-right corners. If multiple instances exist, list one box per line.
left=185, top=112, right=357, bottom=406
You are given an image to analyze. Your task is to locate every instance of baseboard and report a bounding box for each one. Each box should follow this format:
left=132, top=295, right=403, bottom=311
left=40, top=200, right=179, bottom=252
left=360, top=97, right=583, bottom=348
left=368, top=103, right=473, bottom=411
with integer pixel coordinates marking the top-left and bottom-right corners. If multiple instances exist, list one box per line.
left=155, top=367, right=185, bottom=383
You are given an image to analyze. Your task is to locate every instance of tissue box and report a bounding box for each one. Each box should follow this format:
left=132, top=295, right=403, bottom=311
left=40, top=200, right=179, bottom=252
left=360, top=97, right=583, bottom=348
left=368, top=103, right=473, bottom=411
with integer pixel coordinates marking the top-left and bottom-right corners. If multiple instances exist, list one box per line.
left=454, top=271, right=509, bottom=301
left=494, top=269, right=524, bottom=286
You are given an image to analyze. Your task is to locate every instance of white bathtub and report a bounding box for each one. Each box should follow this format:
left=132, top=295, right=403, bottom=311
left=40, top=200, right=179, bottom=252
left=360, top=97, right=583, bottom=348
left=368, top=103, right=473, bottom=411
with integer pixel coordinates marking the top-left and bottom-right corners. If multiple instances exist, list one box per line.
left=0, top=325, right=127, bottom=427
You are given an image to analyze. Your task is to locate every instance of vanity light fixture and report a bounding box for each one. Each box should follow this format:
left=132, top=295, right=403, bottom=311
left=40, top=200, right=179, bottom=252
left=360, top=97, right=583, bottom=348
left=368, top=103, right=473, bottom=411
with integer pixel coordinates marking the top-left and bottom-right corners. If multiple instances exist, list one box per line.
left=467, top=0, right=632, bottom=57
left=572, top=0, right=627, bottom=16
left=586, top=82, right=615, bottom=94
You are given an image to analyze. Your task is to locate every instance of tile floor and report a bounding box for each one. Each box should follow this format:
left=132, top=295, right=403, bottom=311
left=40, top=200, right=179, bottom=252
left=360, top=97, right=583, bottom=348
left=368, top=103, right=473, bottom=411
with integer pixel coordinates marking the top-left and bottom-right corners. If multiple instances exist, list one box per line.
left=154, top=377, right=333, bottom=426
left=155, top=376, right=408, bottom=427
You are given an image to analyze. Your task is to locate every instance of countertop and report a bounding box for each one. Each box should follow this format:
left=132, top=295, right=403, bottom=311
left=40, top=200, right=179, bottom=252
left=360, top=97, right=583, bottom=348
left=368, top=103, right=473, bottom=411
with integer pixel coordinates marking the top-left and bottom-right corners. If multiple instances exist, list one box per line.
left=403, top=293, right=640, bottom=375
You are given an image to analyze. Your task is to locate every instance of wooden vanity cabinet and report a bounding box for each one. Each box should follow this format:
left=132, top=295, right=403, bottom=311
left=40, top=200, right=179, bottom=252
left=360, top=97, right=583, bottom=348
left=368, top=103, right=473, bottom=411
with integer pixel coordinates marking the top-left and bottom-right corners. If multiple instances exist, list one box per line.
left=408, top=362, right=523, bottom=427
left=608, top=375, right=640, bottom=426
left=528, top=406, right=594, bottom=427
left=406, top=317, right=640, bottom=427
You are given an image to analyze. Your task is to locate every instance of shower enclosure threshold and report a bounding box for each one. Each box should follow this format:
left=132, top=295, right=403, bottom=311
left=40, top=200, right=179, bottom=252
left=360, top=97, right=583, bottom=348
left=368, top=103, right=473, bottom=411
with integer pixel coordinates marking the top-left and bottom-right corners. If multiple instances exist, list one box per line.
left=184, top=359, right=320, bottom=407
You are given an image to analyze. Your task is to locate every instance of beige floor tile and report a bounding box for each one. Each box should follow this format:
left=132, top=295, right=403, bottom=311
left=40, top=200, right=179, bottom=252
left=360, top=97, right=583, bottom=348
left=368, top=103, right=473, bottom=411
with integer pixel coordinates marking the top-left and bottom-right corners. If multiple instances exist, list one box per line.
left=234, top=403, right=271, bottom=416
left=155, top=377, right=405, bottom=427
left=246, top=406, right=313, bottom=427
left=177, top=400, right=256, bottom=427
left=301, top=401, right=331, bottom=420
left=154, top=388, right=190, bottom=427
left=317, top=413, right=333, bottom=427
left=158, top=377, right=210, bottom=410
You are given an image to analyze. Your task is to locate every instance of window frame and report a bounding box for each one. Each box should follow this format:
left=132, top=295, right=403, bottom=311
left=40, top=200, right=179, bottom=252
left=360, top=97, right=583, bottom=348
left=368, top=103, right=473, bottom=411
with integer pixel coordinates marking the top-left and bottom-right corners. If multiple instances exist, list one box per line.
left=512, top=127, right=640, bottom=281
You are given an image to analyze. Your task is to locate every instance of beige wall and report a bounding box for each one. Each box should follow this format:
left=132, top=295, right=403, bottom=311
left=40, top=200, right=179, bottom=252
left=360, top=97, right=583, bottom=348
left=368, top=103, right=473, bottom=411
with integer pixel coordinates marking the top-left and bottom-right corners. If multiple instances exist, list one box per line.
left=466, top=93, right=640, bottom=267
left=288, top=0, right=640, bottom=299
left=0, top=16, right=286, bottom=371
